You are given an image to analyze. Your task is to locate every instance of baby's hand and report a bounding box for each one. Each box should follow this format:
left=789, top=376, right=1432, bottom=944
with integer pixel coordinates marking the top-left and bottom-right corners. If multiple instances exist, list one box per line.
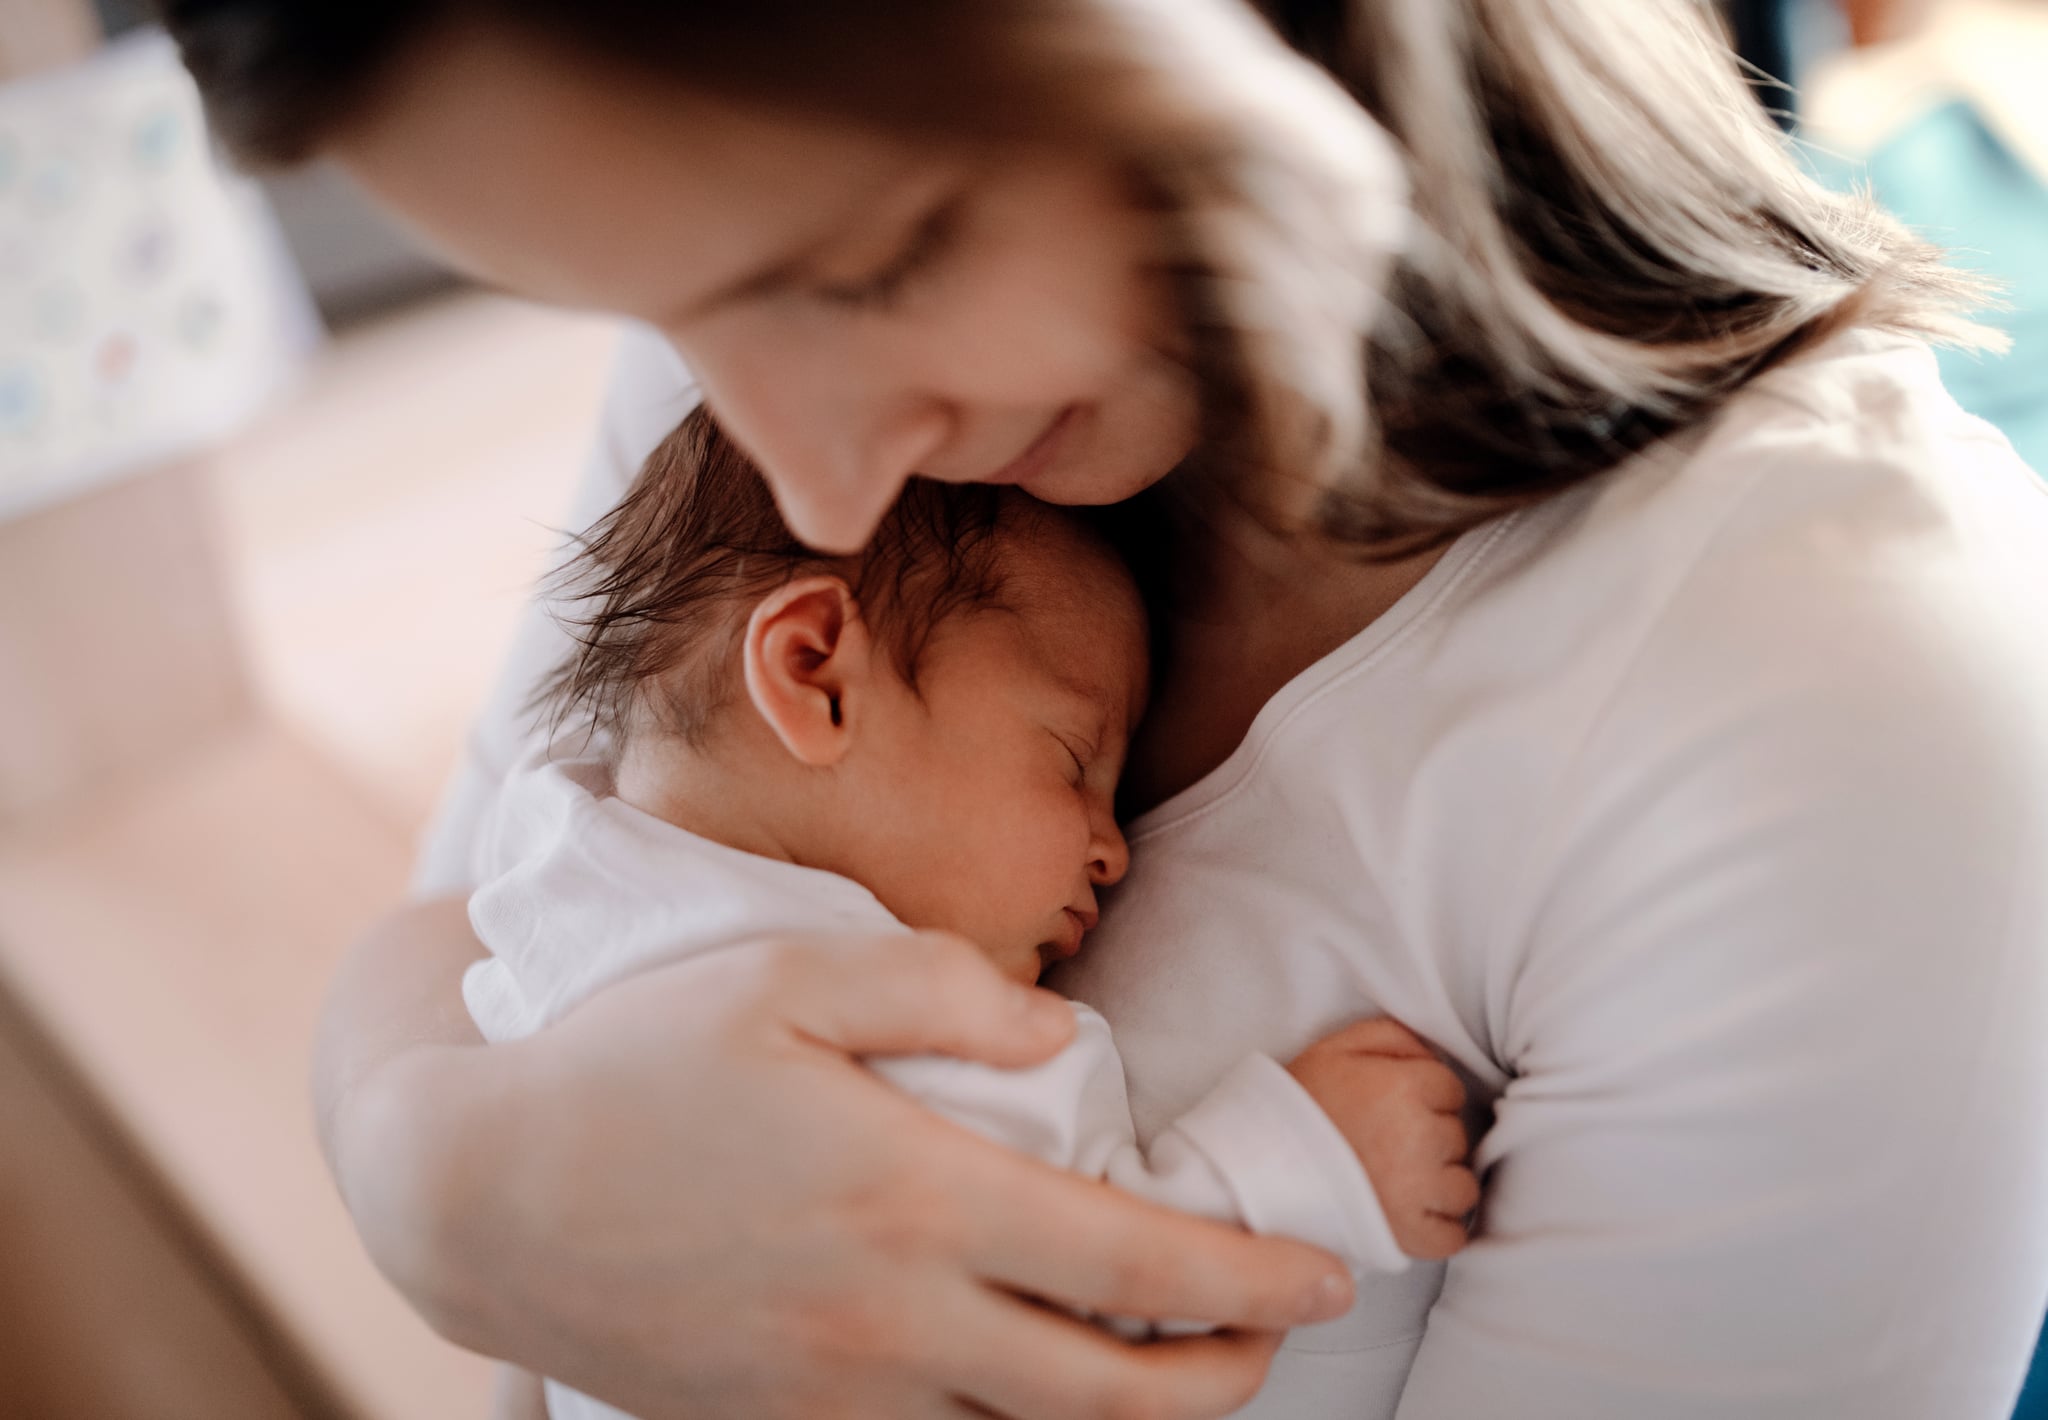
left=1288, top=1018, right=1478, bottom=1261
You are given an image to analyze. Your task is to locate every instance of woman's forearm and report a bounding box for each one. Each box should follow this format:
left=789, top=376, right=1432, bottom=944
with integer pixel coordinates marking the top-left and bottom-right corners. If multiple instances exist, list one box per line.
left=311, top=895, right=507, bottom=1340
left=310, top=913, right=1358, bottom=1417
left=312, top=894, right=484, bottom=1170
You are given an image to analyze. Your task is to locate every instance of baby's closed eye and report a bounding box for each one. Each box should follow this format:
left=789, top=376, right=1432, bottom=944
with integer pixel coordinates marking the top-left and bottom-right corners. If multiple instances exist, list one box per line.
left=1052, top=732, right=1099, bottom=785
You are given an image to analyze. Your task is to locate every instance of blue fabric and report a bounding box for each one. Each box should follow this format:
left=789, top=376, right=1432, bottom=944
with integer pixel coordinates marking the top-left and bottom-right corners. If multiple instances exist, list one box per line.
left=1869, top=102, right=2048, bottom=473
left=2020, top=1332, right=2048, bottom=1420
left=1812, top=100, right=2048, bottom=475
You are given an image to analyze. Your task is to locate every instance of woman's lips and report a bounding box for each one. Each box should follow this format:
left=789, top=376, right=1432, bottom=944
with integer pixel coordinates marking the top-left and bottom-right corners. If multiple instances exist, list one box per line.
left=985, top=405, right=1081, bottom=489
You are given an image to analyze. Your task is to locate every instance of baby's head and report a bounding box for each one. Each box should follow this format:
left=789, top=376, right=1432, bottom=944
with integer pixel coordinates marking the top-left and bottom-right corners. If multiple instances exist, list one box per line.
left=546, top=406, right=1149, bottom=983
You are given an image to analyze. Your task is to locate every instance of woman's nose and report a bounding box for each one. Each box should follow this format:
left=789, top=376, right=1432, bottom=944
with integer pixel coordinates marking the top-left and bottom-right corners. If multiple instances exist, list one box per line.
left=766, top=463, right=908, bottom=553
left=761, top=400, right=959, bottom=550
left=668, top=338, right=958, bottom=552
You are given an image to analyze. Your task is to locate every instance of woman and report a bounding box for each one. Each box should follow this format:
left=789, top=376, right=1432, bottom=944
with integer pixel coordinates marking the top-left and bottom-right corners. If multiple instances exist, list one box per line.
left=162, top=1, right=2048, bottom=1416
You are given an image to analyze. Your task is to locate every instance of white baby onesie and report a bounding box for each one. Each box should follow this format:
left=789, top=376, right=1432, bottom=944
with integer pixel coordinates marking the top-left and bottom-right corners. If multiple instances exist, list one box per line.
left=463, top=754, right=1409, bottom=1420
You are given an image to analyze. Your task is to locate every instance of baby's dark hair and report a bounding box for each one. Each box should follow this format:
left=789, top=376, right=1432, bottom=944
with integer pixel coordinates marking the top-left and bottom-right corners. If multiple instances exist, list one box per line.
left=539, top=404, right=1014, bottom=752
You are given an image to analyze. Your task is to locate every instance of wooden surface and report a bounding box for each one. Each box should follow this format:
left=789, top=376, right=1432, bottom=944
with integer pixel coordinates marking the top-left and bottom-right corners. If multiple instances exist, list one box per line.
left=0, top=293, right=618, bottom=1419
left=208, top=293, right=619, bottom=828
left=0, top=725, right=487, bottom=1420
left=0, top=985, right=318, bottom=1420
left=0, top=465, right=253, bottom=824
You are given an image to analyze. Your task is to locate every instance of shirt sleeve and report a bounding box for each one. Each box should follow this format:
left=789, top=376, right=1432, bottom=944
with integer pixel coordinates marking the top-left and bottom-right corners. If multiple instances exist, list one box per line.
left=874, top=1004, right=1408, bottom=1277
left=410, top=325, right=699, bottom=898
left=1395, top=433, right=2048, bottom=1419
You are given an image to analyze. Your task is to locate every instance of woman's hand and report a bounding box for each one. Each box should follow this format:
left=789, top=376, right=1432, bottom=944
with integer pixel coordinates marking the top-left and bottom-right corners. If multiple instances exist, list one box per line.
left=316, top=900, right=1356, bottom=1420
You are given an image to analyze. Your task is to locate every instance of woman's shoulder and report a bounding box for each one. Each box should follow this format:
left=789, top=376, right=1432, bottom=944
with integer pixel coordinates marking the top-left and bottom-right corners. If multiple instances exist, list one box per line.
left=1483, top=329, right=2048, bottom=673
left=1425, top=327, right=2048, bottom=826
left=1670, top=328, right=2042, bottom=657
left=1674, top=327, right=2042, bottom=549
left=1461, top=334, right=2048, bottom=1076
left=1172, top=330, right=2044, bottom=847
left=1728, top=326, right=2037, bottom=479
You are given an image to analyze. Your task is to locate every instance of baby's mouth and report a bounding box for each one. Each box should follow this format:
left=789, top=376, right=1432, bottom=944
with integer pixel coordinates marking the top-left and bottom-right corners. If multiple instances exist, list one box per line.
left=1038, top=908, right=1094, bottom=968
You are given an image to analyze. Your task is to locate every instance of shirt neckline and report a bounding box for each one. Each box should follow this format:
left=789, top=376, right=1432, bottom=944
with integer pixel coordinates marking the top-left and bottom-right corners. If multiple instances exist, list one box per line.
left=1123, top=513, right=1522, bottom=845
left=561, top=760, right=903, bottom=921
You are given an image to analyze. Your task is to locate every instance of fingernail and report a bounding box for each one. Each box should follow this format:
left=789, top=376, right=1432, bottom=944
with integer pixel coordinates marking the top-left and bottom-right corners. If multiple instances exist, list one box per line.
left=1300, top=1271, right=1353, bottom=1323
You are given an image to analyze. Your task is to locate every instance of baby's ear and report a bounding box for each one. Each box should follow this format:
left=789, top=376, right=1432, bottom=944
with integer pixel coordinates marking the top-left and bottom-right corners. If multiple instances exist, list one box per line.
left=742, top=576, right=872, bottom=767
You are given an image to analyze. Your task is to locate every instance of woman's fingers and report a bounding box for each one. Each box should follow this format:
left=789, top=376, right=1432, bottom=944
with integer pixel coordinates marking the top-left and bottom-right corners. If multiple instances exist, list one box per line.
left=946, top=1288, right=1282, bottom=1420
left=736, top=930, right=1078, bottom=1067
left=956, top=1147, right=1352, bottom=1330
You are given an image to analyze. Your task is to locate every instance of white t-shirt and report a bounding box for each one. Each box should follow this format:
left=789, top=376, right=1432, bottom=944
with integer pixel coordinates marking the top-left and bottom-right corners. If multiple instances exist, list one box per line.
left=462, top=756, right=1408, bottom=1420
left=416, top=325, right=2048, bottom=1420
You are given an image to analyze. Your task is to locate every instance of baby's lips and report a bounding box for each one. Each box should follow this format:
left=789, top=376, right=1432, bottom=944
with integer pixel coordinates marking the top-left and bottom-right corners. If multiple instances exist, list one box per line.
left=1044, top=906, right=1095, bottom=961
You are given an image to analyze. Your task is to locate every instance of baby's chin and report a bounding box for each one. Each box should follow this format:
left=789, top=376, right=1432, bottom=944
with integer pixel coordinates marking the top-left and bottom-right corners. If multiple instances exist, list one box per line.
left=1000, top=945, right=1051, bottom=987
left=985, top=934, right=1061, bottom=987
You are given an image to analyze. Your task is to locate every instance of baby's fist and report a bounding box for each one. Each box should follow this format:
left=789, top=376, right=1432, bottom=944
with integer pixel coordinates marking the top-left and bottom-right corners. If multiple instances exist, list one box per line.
left=1288, top=1017, right=1478, bottom=1261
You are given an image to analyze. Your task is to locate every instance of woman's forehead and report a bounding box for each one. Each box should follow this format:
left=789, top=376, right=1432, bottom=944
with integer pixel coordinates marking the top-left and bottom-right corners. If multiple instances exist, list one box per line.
left=328, top=21, right=943, bottom=322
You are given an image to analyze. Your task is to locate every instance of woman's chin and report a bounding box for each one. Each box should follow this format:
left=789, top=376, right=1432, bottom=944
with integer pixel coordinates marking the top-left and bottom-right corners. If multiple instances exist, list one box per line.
left=1023, top=418, right=1194, bottom=507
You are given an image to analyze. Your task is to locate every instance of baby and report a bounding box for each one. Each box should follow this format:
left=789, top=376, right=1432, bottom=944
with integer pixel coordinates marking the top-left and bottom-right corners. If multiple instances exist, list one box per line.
left=466, top=406, right=1475, bottom=1420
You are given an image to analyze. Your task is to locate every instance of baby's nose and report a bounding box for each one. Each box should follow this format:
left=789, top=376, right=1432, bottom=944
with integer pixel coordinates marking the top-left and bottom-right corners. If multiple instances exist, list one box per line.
left=1089, top=821, right=1131, bottom=886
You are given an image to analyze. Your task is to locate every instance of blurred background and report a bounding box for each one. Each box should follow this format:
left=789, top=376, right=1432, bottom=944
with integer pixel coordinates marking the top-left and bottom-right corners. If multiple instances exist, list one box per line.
left=0, top=1, right=2040, bottom=1417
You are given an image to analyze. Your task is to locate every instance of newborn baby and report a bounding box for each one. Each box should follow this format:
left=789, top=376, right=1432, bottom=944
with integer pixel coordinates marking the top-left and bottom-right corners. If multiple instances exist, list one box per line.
left=465, top=407, right=1476, bottom=1420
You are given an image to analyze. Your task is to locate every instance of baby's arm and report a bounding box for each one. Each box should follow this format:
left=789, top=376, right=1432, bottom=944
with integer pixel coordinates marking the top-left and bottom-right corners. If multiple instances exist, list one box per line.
left=1282, top=1017, right=1478, bottom=1262
left=874, top=1006, right=1475, bottom=1278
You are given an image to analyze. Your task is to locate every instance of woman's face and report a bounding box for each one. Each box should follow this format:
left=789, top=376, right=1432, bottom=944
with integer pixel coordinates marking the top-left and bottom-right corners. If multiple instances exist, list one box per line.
left=334, top=24, right=1201, bottom=551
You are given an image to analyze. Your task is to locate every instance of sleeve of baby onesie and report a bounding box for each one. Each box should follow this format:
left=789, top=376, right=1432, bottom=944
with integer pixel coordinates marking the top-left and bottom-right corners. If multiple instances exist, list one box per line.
left=872, top=1005, right=1408, bottom=1276
left=410, top=325, right=700, bottom=898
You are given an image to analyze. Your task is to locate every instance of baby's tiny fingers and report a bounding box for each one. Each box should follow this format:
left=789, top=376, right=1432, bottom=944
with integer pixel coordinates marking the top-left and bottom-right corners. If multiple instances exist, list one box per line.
left=1398, top=1210, right=1472, bottom=1262
left=1408, top=1063, right=1467, bottom=1113
left=1425, top=1113, right=1468, bottom=1165
left=1432, top=1165, right=1482, bottom=1221
left=1321, top=1017, right=1434, bottom=1060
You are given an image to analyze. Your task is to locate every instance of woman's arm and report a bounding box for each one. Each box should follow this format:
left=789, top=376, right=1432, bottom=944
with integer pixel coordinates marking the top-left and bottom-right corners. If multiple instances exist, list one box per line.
left=313, top=903, right=1359, bottom=1420
left=322, top=328, right=1355, bottom=1417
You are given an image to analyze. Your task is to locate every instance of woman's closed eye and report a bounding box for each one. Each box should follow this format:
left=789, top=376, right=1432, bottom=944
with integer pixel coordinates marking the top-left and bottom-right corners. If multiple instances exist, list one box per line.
left=812, top=196, right=963, bottom=312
